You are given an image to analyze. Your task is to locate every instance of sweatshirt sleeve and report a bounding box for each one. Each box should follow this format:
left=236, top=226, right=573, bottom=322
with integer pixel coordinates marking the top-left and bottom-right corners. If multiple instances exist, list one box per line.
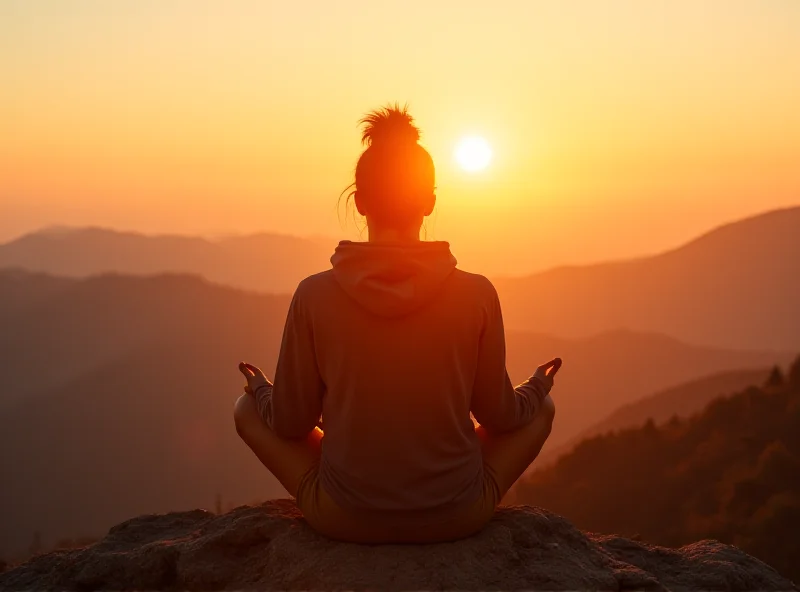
left=256, top=289, right=324, bottom=439
left=470, top=286, right=549, bottom=434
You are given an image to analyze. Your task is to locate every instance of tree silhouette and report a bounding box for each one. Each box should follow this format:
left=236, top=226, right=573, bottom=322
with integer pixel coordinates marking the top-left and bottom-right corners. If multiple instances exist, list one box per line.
left=788, top=355, right=800, bottom=390
left=765, top=366, right=784, bottom=388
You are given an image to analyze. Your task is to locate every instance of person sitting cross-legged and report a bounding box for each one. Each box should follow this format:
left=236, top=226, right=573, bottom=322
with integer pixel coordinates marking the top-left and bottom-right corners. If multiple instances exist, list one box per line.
left=233, top=104, right=560, bottom=544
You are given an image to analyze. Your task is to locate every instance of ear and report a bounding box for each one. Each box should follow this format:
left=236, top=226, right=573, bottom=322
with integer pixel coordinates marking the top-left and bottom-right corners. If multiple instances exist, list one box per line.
left=353, top=191, right=367, bottom=216
left=423, top=192, right=436, bottom=217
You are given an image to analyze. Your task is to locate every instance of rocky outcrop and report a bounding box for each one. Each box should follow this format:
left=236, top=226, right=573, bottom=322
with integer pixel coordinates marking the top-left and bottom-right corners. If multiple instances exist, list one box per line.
left=0, top=499, right=794, bottom=591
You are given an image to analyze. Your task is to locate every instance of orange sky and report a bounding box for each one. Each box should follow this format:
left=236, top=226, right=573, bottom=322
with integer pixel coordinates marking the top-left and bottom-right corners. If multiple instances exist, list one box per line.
left=2, top=0, right=799, bottom=274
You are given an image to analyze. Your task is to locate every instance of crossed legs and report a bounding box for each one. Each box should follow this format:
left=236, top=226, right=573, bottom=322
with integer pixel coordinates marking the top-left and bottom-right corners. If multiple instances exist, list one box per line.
left=233, top=392, right=555, bottom=517
left=477, top=394, right=556, bottom=500
left=233, top=393, right=321, bottom=497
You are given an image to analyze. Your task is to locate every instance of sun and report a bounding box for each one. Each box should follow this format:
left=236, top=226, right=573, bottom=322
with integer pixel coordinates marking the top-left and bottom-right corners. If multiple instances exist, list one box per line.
left=455, top=136, right=492, bottom=172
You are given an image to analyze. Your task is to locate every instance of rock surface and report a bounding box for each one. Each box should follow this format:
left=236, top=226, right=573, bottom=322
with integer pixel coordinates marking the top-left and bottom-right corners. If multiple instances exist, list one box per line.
left=0, top=499, right=794, bottom=591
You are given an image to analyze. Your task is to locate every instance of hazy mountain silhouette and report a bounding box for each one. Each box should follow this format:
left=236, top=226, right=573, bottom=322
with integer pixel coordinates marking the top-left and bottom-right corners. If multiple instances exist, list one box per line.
left=0, top=227, right=335, bottom=295
left=532, top=367, right=773, bottom=470
left=577, top=367, right=774, bottom=442
left=494, top=207, right=800, bottom=351
left=0, top=269, right=291, bottom=408
left=0, top=271, right=790, bottom=556
left=0, top=272, right=291, bottom=558
left=502, top=330, right=790, bottom=450
left=3, top=207, right=798, bottom=352
left=510, top=358, right=800, bottom=581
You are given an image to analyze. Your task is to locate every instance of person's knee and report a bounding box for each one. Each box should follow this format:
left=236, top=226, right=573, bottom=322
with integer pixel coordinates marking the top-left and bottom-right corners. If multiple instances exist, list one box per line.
left=233, top=393, right=260, bottom=438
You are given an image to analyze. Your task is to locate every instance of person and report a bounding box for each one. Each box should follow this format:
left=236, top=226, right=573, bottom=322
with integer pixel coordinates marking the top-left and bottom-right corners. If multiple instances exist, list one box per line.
left=233, top=104, right=560, bottom=544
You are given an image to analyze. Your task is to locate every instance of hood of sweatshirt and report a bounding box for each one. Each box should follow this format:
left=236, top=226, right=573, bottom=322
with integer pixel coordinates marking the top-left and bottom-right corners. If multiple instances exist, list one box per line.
left=330, top=240, right=457, bottom=317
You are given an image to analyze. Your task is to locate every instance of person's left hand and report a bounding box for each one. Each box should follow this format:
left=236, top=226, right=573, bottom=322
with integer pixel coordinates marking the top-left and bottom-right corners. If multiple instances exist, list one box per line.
left=532, top=357, right=562, bottom=393
left=238, top=362, right=270, bottom=396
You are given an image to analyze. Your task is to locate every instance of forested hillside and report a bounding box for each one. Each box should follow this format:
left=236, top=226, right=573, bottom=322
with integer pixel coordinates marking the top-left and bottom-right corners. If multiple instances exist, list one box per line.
left=511, top=357, right=800, bottom=582
left=532, top=367, right=772, bottom=469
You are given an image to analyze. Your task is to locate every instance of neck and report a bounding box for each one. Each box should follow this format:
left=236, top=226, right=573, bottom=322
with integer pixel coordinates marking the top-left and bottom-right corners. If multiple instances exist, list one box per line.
left=367, top=224, right=421, bottom=243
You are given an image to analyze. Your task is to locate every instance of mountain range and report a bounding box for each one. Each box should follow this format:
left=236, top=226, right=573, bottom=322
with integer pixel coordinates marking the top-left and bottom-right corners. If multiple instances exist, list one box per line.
left=529, top=366, right=774, bottom=471
left=494, top=207, right=800, bottom=351
left=2, top=206, right=799, bottom=351
left=0, top=226, right=335, bottom=295
left=1, top=205, right=798, bottom=558
left=0, top=270, right=791, bottom=557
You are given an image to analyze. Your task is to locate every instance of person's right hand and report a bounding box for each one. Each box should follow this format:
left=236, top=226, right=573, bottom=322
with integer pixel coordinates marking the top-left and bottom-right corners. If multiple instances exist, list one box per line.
left=532, top=358, right=562, bottom=393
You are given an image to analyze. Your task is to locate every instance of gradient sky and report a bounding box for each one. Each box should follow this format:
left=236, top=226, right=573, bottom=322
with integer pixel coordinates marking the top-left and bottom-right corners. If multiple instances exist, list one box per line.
left=2, top=0, right=799, bottom=274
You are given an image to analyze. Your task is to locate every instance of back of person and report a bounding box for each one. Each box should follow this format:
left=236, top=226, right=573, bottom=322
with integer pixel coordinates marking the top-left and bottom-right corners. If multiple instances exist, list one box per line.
left=300, top=244, right=494, bottom=511
left=233, top=104, right=561, bottom=544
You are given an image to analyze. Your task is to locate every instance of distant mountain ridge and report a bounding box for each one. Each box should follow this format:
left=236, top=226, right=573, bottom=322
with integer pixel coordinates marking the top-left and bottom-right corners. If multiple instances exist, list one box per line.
left=579, top=367, right=774, bottom=438
left=501, top=328, right=791, bottom=450
left=531, top=367, right=774, bottom=470
left=494, top=206, right=800, bottom=351
left=0, top=227, right=336, bottom=295
left=3, top=207, right=799, bottom=351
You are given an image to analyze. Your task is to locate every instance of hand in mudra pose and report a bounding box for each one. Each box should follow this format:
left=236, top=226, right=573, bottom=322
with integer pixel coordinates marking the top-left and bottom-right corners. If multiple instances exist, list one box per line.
left=239, top=358, right=561, bottom=398
left=533, top=358, right=562, bottom=392
left=238, top=357, right=560, bottom=440
left=238, top=361, right=270, bottom=396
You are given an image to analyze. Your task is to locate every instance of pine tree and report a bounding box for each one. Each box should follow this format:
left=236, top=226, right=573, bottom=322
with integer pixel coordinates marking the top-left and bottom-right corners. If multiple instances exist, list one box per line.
left=765, top=366, right=784, bottom=388
left=788, top=355, right=800, bottom=390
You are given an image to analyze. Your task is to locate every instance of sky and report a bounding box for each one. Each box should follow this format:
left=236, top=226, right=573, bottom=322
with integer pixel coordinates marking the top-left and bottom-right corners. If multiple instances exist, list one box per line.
left=1, top=0, right=799, bottom=274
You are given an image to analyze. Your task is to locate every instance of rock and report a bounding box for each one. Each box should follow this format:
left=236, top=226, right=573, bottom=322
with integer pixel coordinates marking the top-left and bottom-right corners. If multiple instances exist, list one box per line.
left=0, top=499, right=794, bottom=591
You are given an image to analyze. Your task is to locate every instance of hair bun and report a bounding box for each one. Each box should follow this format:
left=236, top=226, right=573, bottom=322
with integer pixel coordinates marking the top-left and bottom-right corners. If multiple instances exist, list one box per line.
left=360, top=103, right=420, bottom=147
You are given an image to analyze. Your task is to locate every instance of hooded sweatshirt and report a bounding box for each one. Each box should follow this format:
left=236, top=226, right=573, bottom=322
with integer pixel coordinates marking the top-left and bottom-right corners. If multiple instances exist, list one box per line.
left=255, top=240, right=549, bottom=512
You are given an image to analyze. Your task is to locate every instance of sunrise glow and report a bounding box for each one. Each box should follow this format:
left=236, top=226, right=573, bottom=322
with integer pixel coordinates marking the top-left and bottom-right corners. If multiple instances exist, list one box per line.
left=1, top=1, right=799, bottom=274
left=455, top=137, right=492, bottom=172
